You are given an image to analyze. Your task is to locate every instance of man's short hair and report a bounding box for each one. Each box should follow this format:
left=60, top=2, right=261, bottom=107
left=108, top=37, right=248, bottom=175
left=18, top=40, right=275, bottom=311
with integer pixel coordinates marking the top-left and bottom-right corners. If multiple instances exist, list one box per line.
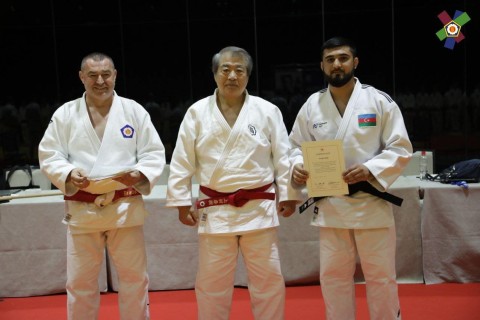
left=80, top=52, right=115, bottom=70
left=211, top=46, right=253, bottom=76
left=321, top=37, right=358, bottom=59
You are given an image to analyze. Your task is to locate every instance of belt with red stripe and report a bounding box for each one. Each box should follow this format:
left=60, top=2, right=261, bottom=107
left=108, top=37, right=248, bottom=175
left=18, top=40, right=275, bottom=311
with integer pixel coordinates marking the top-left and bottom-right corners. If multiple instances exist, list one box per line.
left=64, top=187, right=141, bottom=203
left=196, top=183, right=275, bottom=209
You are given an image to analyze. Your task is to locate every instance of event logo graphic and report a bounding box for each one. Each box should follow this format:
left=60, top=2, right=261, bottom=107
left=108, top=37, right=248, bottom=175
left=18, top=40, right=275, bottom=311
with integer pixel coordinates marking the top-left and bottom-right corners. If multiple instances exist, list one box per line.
left=436, top=10, right=471, bottom=50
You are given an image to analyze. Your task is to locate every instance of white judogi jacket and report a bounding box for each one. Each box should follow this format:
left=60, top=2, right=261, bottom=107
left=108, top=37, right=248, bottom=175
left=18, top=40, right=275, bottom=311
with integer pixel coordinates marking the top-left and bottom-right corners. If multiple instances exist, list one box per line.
left=289, top=78, right=412, bottom=229
left=39, top=92, right=166, bottom=233
left=166, top=90, right=300, bottom=234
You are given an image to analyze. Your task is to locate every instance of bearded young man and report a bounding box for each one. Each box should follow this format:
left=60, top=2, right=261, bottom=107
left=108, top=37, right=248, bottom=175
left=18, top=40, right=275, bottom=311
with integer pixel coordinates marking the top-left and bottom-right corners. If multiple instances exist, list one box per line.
left=289, top=37, right=412, bottom=320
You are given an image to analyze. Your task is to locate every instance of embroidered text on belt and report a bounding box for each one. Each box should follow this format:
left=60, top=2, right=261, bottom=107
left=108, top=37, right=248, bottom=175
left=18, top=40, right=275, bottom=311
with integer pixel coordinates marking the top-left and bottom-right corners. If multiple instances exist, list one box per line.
left=196, top=183, right=275, bottom=209
left=64, top=187, right=141, bottom=204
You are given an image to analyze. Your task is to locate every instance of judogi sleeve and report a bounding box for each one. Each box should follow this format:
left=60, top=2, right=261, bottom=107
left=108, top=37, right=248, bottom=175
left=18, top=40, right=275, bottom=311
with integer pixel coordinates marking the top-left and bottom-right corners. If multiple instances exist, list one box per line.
left=166, top=106, right=197, bottom=207
left=288, top=94, right=317, bottom=188
left=270, top=105, right=303, bottom=202
left=364, top=100, right=412, bottom=190
left=289, top=95, right=317, bottom=166
left=38, top=104, right=77, bottom=195
left=132, top=107, right=166, bottom=195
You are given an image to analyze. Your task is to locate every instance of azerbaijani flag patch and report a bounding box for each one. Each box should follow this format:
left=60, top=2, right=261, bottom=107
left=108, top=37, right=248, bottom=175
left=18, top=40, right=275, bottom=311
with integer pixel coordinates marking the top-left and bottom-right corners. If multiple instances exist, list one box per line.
left=358, top=114, right=376, bottom=127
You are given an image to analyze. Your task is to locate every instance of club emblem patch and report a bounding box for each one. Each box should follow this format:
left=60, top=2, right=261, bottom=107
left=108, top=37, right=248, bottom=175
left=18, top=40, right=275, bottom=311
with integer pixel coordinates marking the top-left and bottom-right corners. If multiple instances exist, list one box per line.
left=248, top=124, right=257, bottom=136
left=120, top=124, right=135, bottom=138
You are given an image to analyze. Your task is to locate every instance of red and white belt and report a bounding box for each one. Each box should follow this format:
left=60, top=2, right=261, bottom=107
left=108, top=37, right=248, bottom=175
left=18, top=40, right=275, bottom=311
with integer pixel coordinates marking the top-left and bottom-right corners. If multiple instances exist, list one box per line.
left=196, top=183, right=275, bottom=209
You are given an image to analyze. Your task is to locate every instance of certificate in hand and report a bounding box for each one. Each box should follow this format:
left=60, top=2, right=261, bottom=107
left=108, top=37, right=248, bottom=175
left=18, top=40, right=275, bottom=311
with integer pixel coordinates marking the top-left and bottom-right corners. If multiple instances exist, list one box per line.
left=83, top=169, right=134, bottom=194
left=88, top=169, right=134, bottom=182
left=301, top=140, right=348, bottom=197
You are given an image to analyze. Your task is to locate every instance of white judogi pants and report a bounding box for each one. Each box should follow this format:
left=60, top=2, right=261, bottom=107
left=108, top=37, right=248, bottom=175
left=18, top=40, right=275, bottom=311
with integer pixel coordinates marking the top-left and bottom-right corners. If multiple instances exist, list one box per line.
left=66, top=225, right=150, bottom=320
left=196, top=227, right=285, bottom=320
left=319, top=226, right=401, bottom=320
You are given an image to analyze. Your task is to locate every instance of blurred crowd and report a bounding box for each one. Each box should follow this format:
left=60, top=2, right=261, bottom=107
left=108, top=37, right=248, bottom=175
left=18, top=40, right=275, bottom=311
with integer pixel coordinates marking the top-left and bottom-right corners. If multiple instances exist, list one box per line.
left=1, top=82, right=480, bottom=169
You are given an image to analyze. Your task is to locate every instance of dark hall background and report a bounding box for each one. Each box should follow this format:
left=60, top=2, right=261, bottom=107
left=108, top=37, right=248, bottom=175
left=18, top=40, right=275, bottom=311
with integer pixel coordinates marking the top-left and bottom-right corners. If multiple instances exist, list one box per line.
left=1, top=0, right=479, bottom=172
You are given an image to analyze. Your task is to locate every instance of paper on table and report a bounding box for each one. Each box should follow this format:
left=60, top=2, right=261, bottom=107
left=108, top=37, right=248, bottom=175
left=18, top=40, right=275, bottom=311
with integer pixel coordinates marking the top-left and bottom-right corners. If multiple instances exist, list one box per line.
left=301, top=140, right=348, bottom=197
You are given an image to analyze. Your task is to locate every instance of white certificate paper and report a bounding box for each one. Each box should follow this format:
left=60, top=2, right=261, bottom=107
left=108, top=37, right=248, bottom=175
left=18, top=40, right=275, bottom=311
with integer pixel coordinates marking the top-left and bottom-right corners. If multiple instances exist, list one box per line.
left=89, top=169, right=134, bottom=182
left=83, top=169, right=134, bottom=194
left=301, top=140, right=349, bottom=197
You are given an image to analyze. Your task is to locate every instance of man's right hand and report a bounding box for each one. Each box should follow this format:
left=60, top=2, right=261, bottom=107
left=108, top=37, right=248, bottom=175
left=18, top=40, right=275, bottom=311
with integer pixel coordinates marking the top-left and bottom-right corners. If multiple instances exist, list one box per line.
left=67, top=168, right=90, bottom=189
left=292, top=163, right=309, bottom=185
left=178, top=206, right=197, bottom=226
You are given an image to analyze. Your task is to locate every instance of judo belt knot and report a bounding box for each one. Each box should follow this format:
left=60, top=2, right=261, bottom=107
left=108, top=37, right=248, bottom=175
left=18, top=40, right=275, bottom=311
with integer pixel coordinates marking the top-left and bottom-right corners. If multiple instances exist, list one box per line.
left=197, top=183, right=275, bottom=209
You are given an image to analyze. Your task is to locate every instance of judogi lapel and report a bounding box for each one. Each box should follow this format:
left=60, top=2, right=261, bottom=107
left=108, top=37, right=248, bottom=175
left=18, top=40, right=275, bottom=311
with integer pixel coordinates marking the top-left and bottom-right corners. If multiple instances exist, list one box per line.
left=80, top=97, right=102, bottom=155
left=208, top=93, right=250, bottom=186
left=84, top=94, right=131, bottom=179
left=334, top=81, right=361, bottom=141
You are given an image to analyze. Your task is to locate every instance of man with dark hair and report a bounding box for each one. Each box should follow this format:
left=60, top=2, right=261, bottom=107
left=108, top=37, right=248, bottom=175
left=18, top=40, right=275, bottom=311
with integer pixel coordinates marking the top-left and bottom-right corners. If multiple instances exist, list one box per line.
left=39, top=52, right=166, bottom=319
left=289, top=37, right=412, bottom=319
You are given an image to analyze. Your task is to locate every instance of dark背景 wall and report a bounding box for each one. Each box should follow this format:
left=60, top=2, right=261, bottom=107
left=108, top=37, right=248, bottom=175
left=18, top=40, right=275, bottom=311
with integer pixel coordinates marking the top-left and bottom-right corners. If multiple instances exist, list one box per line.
left=1, top=0, right=479, bottom=171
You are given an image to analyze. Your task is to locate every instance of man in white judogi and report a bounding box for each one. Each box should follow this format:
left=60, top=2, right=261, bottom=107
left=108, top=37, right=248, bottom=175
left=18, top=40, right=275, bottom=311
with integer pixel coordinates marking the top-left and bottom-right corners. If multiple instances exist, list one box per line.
left=289, top=37, right=412, bottom=320
left=166, top=46, right=300, bottom=320
left=38, top=52, right=166, bottom=320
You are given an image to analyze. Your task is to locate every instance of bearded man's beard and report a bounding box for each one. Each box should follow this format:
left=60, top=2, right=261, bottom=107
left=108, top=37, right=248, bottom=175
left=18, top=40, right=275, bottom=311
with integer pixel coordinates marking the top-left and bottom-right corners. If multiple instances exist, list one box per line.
left=324, top=69, right=355, bottom=87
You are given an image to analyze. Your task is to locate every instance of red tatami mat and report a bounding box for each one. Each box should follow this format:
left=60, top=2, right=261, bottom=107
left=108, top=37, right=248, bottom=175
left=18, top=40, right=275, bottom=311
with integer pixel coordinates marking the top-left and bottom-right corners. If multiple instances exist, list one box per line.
left=1, top=283, right=480, bottom=319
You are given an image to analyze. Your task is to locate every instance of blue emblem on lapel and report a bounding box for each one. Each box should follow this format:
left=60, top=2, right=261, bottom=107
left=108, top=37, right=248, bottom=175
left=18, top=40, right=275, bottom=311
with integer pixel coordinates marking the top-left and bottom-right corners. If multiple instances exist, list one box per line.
left=120, top=124, right=135, bottom=138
